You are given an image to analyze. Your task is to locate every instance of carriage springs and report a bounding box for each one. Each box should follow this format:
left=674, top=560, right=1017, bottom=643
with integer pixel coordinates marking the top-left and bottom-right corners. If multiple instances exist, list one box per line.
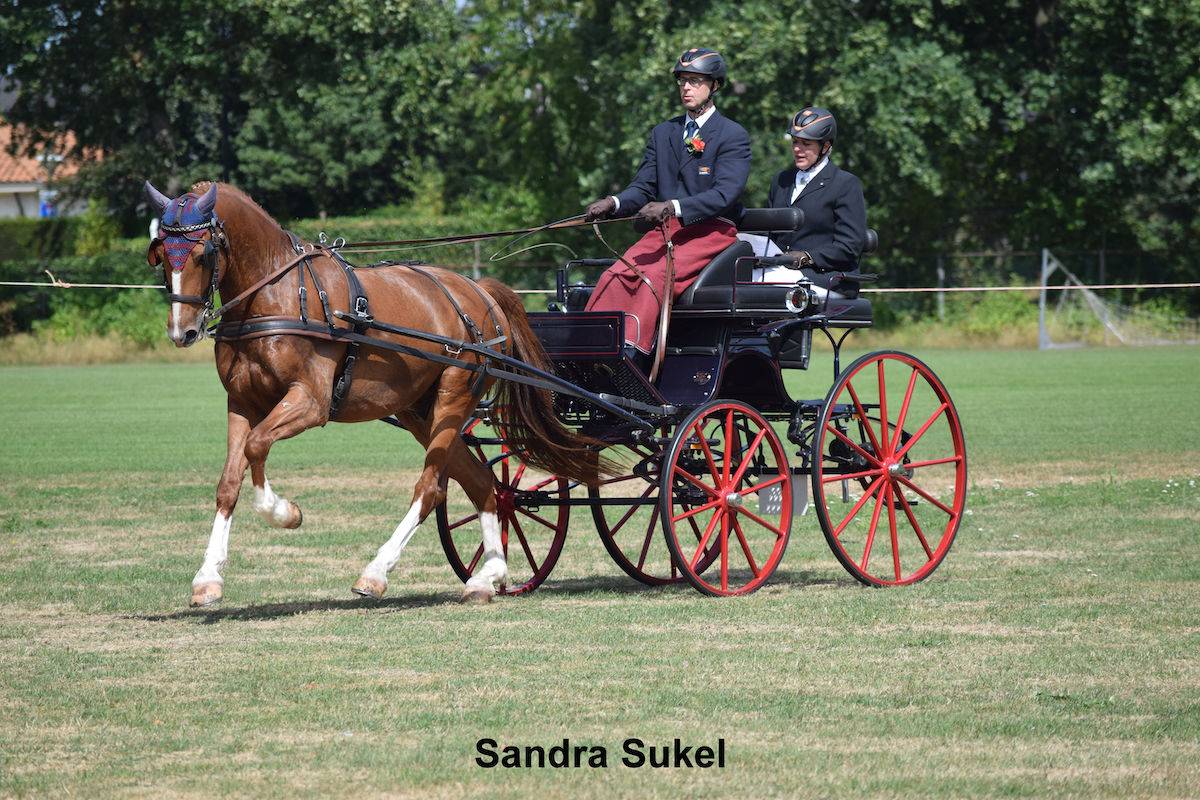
left=475, top=737, right=726, bottom=769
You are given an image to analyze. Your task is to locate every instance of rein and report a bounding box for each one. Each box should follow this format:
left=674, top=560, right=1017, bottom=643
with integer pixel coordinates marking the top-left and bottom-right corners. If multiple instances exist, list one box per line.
left=210, top=246, right=323, bottom=320
left=336, top=214, right=626, bottom=252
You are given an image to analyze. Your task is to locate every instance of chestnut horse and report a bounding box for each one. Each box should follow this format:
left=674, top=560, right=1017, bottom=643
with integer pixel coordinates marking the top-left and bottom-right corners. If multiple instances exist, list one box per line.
left=145, top=181, right=598, bottom=606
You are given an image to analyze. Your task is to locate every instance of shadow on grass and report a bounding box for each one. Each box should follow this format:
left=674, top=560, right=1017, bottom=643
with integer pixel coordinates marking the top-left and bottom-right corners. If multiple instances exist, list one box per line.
left=131, top=591, right=451, bottom=624
left=537, top=568, right=856, bottom=596
left=130, top=569, right=860, bottom=623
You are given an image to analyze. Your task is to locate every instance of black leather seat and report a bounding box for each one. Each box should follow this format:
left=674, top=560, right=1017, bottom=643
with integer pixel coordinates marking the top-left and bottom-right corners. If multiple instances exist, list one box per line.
left=675, top=240, right=754, bottom=308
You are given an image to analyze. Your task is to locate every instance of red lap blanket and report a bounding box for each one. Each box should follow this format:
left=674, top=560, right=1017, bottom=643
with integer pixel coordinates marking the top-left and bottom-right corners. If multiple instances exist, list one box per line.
left=584, top=217, right=736, bottom=353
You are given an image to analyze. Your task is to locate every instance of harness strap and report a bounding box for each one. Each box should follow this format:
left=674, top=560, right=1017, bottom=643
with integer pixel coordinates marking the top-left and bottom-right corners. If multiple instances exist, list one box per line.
left=454, top=276, right=510, bottom=397
left=406, top=266, right=482, bottom=345
left=211, top=248, right=317, bottom=319
left=328, top=249, right=372, bottom=419
left=404, top=266, right=505, bottom=399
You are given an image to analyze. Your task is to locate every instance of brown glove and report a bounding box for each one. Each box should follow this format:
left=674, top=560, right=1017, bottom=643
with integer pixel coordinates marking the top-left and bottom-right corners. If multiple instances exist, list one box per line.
left=584, top=196, right=616, bottom=222
left=793, top=250, right=814, bottom=268
left=637, top=201, right=674, bottom=225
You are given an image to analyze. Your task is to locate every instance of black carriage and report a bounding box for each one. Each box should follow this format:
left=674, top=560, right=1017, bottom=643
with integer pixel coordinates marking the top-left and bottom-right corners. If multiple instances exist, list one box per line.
left=437, top=209, right=968, bottom=596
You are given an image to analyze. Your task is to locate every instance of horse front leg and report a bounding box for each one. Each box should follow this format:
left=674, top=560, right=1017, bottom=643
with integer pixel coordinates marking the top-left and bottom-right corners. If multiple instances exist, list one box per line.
left=191, top=406, right=254, bottom=607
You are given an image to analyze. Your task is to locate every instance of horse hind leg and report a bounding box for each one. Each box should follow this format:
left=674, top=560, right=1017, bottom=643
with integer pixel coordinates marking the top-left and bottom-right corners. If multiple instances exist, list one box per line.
left=353, top=388, right=503, bottom=602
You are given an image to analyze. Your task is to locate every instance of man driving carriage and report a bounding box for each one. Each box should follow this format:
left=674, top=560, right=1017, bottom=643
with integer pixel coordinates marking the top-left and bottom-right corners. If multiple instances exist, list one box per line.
left=582, top=47, right=752, bottom=365
left=765, top=106, right=868, bottom=286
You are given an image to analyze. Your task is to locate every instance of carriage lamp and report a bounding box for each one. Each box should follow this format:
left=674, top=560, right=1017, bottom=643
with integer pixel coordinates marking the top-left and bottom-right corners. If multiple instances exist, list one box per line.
left=785, top=279, right=817, bottom=314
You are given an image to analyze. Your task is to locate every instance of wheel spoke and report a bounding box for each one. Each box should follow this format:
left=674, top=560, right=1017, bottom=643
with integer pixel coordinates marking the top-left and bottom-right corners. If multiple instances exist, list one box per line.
left=608, top=484, right=657, bottom=535
left=448, top=511, right=480, bottom=531
left=516, top=506, right=562, bottom=531
left=877, top=359, right=889, bottom=457
left=639, top=504, right=661, bottom=569
left=741, top=473, right=788, bottom=495
left=904, top=455, right=964, bottom=470
left=832, top=474, right=885, bottom=538
left=821, top=467, right=883, bottom=484
left=466, top=543, right=484, bottom=573
left=891, top=368, right=920, bottom=453
left=672, top=496, right=722, bottom=523
left=897, top=490, right=934, bottom=558
left=673, top=464, right=720, bottom=498
left=636, top=506, right=658, bottom=570
left=897, top=475, right=956, bottom=516
left=691, top=509, right=722, bottom=567
left=846, top=380, right=883, bottom=457
left=886, top=481, right=901, bottom=580
left=728, top=428, right=768, bottom=487
left=527, top=475, right=557, bottom=491
left=693, top=421, right=724, bottom=486
left=720, top=511, right=730, bottom=591
left=860, top=479, right=888, bottom=571
left=509, top=516, right=539, bottom=573
left=723, top=411, right=734, bottom=484
left=893, top=402, right=948, bottom=461
left=731, top=517, right=760, bottom=577
left=826, top=422, right=881, bottom=466
left=513, top=463, right=527, bottom=484
left=731, top=504, right=787, bottom=538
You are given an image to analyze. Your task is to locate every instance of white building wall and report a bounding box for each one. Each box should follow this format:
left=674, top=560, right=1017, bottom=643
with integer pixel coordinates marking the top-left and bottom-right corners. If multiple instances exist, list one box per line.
left=0, top=184, right=41, bottom=219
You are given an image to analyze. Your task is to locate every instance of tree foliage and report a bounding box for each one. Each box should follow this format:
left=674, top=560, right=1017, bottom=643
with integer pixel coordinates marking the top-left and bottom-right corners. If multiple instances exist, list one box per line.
left=2, top=0, right=1197, bottom=278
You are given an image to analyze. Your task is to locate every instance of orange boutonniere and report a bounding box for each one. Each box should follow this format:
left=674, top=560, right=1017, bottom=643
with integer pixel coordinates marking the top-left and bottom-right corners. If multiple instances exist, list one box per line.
left=685, top=135, right=705, bottom=155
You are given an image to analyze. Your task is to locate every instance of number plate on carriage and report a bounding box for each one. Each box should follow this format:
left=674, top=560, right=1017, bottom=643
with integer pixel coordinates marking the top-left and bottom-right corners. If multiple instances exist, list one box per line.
left=757, top=476, right=810, bottom=517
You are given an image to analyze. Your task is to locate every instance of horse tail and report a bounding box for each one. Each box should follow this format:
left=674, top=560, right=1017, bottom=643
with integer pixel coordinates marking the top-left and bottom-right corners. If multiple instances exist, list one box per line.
left=477, top=278, right=612, bottom=485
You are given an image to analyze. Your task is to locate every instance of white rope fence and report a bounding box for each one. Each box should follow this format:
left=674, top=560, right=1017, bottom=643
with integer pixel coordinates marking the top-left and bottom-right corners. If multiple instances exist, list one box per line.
left=2, top=272, right=1198, bottom=295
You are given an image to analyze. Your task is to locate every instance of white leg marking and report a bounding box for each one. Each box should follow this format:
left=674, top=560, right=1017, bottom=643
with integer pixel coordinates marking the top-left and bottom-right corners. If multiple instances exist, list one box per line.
left=253, top=479, right=295, bottom=528
left=193, top=512, right=232, bottom=586
left=465, top=511, right=508, bottom=592
left=169, top=269, right=183, bottom=340
left=361, top=502, right=424, bottom=585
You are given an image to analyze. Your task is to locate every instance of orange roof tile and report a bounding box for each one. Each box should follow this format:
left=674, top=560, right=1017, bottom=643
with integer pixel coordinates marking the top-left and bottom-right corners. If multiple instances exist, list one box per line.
left=0, top=121, right=85, bottom=184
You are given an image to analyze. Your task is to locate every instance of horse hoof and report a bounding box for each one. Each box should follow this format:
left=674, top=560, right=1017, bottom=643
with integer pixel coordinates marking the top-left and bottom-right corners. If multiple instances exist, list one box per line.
left=284, top=502, right=303, bottom=529
left=352, top=576, right=386, bottom=600
left=190, top=582, right=223, bottom=607
left=459, top=586, right=494, bottom=605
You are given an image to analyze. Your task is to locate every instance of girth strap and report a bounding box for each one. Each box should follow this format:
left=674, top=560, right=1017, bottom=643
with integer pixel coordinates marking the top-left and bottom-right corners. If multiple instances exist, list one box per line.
left=328, top=250, right=372, bottom=419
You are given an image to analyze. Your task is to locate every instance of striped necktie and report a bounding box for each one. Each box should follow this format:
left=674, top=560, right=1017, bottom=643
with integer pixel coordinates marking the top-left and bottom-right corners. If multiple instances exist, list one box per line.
left=684, top=119, right=698, bottom=141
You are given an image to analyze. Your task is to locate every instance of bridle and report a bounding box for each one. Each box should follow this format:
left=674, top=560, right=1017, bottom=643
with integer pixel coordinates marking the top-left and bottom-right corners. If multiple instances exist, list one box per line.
left=148, top=204, right=229, bottom=328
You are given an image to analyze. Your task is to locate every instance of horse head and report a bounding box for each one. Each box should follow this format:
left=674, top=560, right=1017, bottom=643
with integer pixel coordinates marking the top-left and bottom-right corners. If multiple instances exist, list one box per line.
left=145, top=181, right=227, bottom=347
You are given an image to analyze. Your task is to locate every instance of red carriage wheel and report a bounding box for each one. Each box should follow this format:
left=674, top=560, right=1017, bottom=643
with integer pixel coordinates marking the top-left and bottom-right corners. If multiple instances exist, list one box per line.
left=436, top=417, right=569, bottom=595
left=811, top=351, right=967, bottom=586
left=590, top=437, right=720, bottom=586
left=660, top=400, right=792, bottom=596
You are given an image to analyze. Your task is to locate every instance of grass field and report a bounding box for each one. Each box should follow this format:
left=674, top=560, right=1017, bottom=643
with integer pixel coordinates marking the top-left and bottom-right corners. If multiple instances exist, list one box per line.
left=1, top=347, right=1198, bottom=798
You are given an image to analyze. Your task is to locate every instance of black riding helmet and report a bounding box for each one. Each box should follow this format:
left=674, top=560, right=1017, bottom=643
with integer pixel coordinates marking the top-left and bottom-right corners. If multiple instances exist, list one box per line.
left=788, top=107, right=837, bottom=144
left=673, top=48, right=727, bottom=90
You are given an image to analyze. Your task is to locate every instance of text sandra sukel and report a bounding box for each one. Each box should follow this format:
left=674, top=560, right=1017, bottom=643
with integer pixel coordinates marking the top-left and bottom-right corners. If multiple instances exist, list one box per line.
left=475, top=737, right=726, bottom=769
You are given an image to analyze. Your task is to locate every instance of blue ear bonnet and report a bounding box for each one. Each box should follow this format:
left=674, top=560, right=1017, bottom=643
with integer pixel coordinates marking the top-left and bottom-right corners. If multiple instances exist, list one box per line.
left=160, top=194, right=215, bottom=272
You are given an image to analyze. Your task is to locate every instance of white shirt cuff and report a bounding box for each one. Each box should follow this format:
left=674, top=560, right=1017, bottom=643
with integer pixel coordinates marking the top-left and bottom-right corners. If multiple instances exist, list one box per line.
left=671, top=199, right=682, bottom=217
left=610, top=196, right=620, bottom=211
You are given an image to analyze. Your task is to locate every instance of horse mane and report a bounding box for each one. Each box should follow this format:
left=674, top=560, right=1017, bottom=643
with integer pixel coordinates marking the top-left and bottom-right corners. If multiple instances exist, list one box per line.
left=192, top=181, right=282, bottom=232
left=192, top=181, right=292, bottom=275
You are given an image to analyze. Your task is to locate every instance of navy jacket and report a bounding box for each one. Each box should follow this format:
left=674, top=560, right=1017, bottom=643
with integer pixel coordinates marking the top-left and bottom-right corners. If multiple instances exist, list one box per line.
left=767, top=161, right=867, bottom=270
left=616, top=110, right=751, bottom=226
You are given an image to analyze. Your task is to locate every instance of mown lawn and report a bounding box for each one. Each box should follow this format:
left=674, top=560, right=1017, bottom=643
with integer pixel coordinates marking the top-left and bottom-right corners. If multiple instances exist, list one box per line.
left=1, top=347, right=1198, bottom=798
